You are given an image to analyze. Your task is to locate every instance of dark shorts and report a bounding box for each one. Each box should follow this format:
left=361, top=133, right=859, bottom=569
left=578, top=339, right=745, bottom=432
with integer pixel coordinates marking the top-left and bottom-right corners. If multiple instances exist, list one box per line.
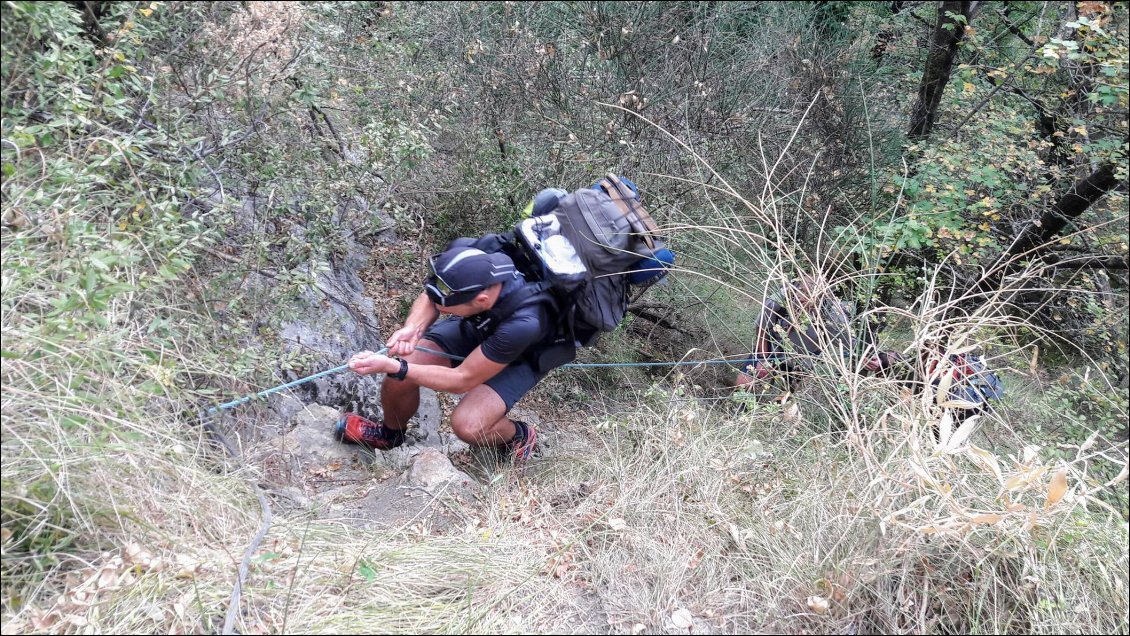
left=423, top=318, right=549, bottom=412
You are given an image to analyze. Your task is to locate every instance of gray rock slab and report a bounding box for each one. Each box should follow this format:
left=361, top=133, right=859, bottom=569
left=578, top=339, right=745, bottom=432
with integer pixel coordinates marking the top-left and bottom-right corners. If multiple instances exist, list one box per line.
left=275, top=404, right=374, bottom=485
left=403, top=447, right=476, bottom=492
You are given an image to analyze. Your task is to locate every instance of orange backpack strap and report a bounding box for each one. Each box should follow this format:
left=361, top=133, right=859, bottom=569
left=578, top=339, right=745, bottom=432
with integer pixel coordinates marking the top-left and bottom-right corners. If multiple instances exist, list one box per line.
left=600, top=174, right=658, bottom=249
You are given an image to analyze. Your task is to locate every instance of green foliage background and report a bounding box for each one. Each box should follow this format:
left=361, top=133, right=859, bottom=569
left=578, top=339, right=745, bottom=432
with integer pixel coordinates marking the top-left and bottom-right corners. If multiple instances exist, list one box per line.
left=1, top=1, right=1127, bottom=633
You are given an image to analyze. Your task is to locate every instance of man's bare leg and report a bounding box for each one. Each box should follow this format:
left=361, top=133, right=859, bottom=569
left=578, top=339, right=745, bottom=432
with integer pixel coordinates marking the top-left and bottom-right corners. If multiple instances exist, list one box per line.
left=380, top=339, right=452, bottom=430
left=448, top=384, right=514, bottom=446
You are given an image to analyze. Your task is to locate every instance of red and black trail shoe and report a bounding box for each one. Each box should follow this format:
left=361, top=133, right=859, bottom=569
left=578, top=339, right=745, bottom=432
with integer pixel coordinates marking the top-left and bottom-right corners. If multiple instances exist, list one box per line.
left=503, top=420, right=538, bottom=466
left=334, top=413, right=404, bottom=450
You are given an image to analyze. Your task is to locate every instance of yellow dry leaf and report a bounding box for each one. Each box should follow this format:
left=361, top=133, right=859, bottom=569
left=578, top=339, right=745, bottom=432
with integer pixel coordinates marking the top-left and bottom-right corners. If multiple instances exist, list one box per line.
left=1003, top=473, right=1029, bottom=491
left=671, top=608, right=694, bottom=628
left=806, top=595, right=830, bottom=615
left=940, top=397, right=981, bottom=409
left=139, top=8, right=153, bottom=17
left=970, top=513, right=1003, bottom=525
left=967, top=444, right=1004, bottom=484
left=909, top=460, right=939, bottom=490
left=1045, top=469, right=1068, bottom=509
left=963, top=82, right=975, bottom=93
left=1076, top=430, right=1100, bottom=456
left=936, top=409, right=954, bottom=446
left=936, top=368, right=954, bottom=406
left=942, top=414, right=980, bottom=451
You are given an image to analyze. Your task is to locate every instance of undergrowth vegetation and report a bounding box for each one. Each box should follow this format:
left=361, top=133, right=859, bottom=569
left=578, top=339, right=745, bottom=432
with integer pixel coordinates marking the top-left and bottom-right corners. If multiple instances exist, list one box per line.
left=2, top=2, right=1127, bottom=634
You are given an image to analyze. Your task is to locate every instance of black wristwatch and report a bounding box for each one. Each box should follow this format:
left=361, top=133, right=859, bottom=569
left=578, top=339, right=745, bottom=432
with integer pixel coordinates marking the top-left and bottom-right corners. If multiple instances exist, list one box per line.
left=390, top=358, right=409, bottom=381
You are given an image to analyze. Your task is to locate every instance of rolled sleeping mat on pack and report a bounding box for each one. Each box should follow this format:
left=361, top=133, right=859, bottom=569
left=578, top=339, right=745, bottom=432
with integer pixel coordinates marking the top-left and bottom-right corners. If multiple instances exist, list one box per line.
left=628, top=247, right=675, bottom=285
left=530, top=188, right=568, bottom=217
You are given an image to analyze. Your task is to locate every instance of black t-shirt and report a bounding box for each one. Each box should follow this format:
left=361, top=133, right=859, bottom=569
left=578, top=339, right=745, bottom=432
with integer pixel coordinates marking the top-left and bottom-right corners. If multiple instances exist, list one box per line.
left=478, top=280, right=556, bottom=364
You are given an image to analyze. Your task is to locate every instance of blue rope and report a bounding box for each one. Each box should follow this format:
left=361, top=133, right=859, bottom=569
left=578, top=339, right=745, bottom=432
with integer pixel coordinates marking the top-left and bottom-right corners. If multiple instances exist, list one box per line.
left=412, top=345, right=779, bottom=369
left=205, top=347, right=388, bottom=414
left=203, top=346, right=782, bottom=415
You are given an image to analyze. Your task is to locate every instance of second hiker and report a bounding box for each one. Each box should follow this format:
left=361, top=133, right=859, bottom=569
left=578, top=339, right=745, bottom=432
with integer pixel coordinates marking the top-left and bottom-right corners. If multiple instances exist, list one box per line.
left=736, top=274, right=888, bottom=393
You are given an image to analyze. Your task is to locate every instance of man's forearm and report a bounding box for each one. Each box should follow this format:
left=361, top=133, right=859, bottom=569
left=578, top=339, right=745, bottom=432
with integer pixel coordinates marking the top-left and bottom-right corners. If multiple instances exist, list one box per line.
left=401, top=362, right=475, bottom=394
left=404, top=292, right=439, bottom=331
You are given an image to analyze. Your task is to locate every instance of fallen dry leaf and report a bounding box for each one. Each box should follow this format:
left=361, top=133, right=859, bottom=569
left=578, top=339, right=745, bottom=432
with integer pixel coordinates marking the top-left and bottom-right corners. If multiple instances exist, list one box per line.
left=1045, top=469, right=1068, bottom=509
left=686, top=548, right=704, bottom=570
left=969, top=513, right=1003, bottom=525
left=29, top=609, right=59, bottom=631
left=782, top=402, right=801, bottom=423
left=671, top=608, right=693, bottom=629
left=807, top=595, right=830, bottom=614
left=174, top=554, right=200, bottom=579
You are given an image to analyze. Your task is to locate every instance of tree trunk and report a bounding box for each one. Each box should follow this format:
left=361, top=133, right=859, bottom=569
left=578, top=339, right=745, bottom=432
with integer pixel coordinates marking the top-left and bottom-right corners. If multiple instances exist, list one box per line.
left=68, top=1, right=107, bottom=45
left=969, top=162, right=1122, bottom=298
left=1006, top=162, right=1119, bottom=259
left=907, top=1, right=976, bottom=140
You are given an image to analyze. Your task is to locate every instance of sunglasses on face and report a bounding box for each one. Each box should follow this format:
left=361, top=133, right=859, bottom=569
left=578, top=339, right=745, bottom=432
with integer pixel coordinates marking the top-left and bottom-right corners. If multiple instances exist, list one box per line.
left=424, top=254, right=486, bottom=307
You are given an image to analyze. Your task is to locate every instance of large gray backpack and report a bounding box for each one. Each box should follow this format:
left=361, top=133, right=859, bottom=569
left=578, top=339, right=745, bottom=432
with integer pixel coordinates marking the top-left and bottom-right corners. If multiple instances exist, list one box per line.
left=512, top=175, right=669, bottom=345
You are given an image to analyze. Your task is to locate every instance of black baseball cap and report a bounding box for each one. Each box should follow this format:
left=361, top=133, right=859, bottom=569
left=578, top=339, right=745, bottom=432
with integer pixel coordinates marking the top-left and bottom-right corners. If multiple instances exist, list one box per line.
left=424, top=246, right=518, bottom=307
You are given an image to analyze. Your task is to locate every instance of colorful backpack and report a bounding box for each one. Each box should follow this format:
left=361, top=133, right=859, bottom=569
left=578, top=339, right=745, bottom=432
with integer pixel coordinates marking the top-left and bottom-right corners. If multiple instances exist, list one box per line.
left=931, top=353, right=1004, bottom=410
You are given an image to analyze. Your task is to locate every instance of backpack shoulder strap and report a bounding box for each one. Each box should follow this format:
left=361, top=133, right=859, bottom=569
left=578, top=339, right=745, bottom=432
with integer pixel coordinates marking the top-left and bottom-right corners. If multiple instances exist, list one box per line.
left=599, top=175, right=658, bottom=249
left=472, top=231, right=516, bottom=255
left=485, top=280, right=558, bottom=321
